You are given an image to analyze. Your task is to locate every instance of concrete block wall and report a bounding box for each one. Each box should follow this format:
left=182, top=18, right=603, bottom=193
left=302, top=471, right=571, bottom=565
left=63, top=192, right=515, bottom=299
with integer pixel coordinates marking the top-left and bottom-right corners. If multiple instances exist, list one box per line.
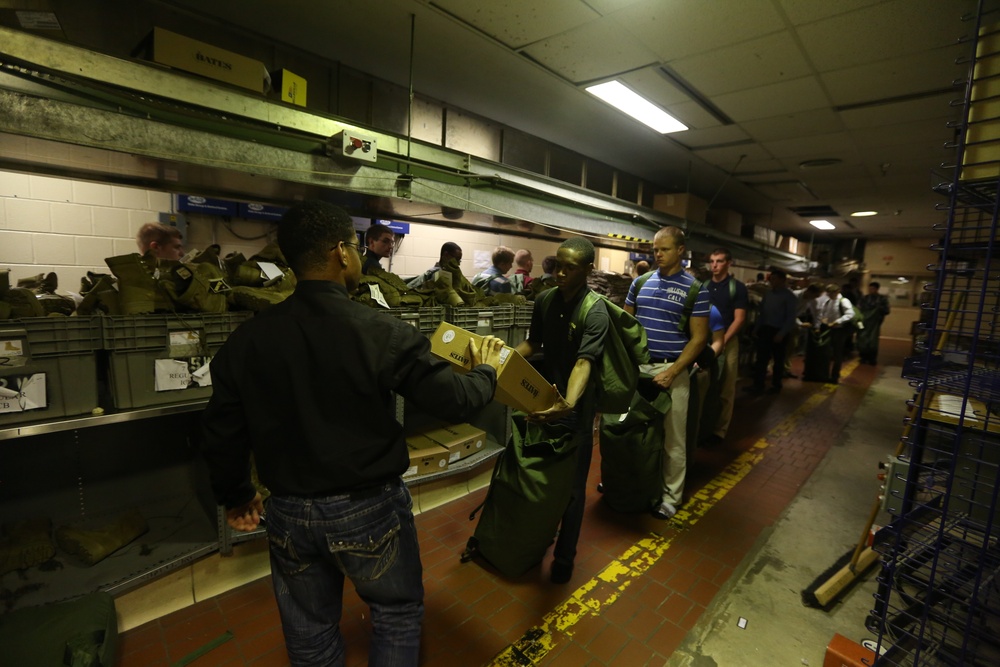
left=1, top=170, right=168, bottom=291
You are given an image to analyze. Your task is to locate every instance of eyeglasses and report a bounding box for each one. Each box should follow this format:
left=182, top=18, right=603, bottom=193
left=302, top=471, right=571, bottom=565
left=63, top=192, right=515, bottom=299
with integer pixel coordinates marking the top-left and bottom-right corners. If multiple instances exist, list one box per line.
left=344, top=241, right=367, bottom=257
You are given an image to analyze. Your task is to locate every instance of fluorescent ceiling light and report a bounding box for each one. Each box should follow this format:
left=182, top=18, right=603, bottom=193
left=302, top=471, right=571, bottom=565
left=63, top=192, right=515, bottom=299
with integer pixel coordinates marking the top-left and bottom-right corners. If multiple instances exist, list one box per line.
left=809, top=219, right=836, bottom=230
left=585, top=81, right=688, bottom=134
left=851, top=210, right=878, bottom=217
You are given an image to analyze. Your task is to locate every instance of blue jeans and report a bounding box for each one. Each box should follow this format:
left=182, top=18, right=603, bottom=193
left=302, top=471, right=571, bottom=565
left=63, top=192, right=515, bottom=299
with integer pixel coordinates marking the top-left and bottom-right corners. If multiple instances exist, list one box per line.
left=265, top=479, right=424, bottom=667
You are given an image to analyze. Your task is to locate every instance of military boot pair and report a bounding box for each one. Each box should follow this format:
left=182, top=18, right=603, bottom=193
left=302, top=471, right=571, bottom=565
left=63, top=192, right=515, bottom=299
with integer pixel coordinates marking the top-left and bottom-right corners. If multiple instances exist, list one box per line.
left=18, top=272, right=76, bottom=316
left=105, top=253, right=172, bottom=315
left=0, top=269, right=45, bottom=319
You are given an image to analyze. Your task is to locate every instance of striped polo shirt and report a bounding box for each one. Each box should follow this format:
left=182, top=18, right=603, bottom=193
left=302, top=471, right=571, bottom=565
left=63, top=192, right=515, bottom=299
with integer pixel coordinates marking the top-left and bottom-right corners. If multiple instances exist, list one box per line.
left=626, top=269, right=710, bottom=361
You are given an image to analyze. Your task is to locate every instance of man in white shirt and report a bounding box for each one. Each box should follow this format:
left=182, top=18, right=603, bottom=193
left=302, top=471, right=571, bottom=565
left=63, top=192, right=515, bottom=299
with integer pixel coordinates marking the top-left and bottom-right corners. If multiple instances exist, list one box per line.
left=817, top=284, right=855, bottom=383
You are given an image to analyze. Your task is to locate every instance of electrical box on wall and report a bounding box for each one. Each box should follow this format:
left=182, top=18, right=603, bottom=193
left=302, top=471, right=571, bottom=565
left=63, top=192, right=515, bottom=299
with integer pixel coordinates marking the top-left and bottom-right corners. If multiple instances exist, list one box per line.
left=328, top=130, right=378, bottom=163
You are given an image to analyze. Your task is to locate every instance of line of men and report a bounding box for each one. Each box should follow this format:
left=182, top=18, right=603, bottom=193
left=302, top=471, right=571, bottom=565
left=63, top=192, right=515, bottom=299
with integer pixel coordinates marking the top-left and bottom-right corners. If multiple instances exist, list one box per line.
left=199, top=203, right=888, bottom=665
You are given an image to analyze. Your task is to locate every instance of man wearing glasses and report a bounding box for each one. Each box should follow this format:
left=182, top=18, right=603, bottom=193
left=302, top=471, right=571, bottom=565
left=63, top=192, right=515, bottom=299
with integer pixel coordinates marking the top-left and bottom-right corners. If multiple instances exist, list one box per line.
left=202, top=200, right=505, bottom=666
left=363, top=223, right=395, bottom=274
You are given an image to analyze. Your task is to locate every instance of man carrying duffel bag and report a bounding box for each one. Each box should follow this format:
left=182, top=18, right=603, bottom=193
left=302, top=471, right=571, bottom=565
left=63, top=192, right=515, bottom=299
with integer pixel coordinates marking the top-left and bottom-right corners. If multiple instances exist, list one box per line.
left=464, top=237, right=610, bottom=584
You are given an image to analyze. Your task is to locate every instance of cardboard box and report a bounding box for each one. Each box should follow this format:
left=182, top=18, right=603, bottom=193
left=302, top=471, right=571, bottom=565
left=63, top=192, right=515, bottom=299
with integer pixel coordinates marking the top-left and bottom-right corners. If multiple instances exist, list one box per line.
left=823, top=634, right=876, bottom=667
left=430, top=322, right=556, bottom=414
left=421, top=423, right=487, bottom=463
left=273, top=68, right=307, bottom=107
left=653, top=193, right=708, bottom=224
left=404, top=434, right=450, bottom=478
left=706, top=208, right=742, bottom=236
left=147, top=27, right=265, bottom=93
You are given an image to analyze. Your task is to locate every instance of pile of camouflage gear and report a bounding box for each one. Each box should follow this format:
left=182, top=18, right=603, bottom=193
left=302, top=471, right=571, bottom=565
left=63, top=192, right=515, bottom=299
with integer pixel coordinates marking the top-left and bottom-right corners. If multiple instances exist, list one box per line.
left=1, top=243, right=297, bottom=321
left=587, top=270, right=635, bottom=307
left=353, top=257, right=527, bottom=309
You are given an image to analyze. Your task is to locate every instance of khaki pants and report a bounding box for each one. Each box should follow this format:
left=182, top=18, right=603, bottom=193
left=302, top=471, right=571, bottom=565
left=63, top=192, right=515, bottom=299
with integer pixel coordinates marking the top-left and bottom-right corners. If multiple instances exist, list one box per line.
left=641, top=361, right=689, bottom=507
left=713, top=338, right=739, bottom=438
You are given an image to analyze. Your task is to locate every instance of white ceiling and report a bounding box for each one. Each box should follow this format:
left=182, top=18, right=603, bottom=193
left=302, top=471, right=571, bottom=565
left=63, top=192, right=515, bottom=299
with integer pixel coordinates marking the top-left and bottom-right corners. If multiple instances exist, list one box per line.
left=170, top=0, right=983, bottom=241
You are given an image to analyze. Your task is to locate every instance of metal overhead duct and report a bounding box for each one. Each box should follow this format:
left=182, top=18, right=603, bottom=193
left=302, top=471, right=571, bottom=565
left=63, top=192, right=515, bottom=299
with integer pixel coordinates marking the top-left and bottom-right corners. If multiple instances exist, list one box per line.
left=0, top=25, right=813, bottom=268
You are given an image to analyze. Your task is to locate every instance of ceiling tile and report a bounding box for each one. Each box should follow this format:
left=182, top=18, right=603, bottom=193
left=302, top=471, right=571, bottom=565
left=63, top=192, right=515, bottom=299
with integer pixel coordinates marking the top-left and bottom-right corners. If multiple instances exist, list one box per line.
left=763, top=131, right=859, bottom=159
left=714, top=76, right=828, bottom=123
left=610, top=0, right=784, bottom=62
left=670, top=32, right=812, bottom=97
left=670, top=121, right=748, bottom=148
left=839, top=95, right=957, bottom=129
left=741, top=108, right=845, bottom=143
left=521, top=16, right=661, bottom=83
left=777, top=0, right=883, bottom=26
left=746, top=180, right=816, bottom=203
left=736, top=159, right=794, bottom=180
left=692, top=142, right=773, bottom=170
left=822, top=48, right=965, bottom=107
left=663, top=100, right=723, bottom=131
left=619, top=66, right=694, bottom=106
left=850, top=118, right=955, bottom=150
left=432, top=0, right=598, bottom=49
left=797, top=0, right=974, bottom=73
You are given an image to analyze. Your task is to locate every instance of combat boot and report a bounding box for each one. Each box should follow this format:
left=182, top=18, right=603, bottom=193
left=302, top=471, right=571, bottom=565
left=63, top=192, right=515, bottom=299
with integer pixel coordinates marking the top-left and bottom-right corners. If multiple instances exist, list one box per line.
left=162, top=262, right=229, bottom=313
left=4, top=287, right=45, bottom=318
left=227, top=285, right=287, bottom=312
left=76, top=275, right=121, bottom=316
left=105, top=253, right=168, bottom=315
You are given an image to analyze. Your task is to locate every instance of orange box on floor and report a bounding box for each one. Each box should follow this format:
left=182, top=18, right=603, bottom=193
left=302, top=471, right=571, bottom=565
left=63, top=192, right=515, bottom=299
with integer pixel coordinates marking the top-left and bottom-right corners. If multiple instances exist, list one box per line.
left=824, top=633, right=876, bottom=667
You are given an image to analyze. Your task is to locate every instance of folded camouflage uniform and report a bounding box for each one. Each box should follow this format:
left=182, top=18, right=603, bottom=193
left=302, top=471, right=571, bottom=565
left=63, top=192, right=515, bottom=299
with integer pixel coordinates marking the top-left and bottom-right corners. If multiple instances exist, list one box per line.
left=55, top=509, right=148, bottom=567
left=0, top=517, right=56, bottom=575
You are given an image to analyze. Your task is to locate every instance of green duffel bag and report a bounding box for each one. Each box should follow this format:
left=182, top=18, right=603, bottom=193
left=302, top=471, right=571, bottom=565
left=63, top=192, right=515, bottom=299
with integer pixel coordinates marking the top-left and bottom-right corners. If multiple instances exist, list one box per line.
left=599, top=376, right=670, bottom=514
left=463, top=413, right=578, bottom=577
left=0, top=591, right=118, bottom=667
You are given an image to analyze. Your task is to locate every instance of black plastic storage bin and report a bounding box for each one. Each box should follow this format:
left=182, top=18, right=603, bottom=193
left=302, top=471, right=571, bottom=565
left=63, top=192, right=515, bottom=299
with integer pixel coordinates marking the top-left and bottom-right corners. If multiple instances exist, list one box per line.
left=100, top=312, right=252, bottom=409
left=0, top=317, right=102, bottom=426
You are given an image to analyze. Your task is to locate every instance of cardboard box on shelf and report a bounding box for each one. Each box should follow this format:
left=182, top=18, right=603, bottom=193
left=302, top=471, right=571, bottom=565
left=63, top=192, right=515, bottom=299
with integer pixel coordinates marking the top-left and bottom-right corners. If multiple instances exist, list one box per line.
left=404, top=434, right=449, bottom=478
left=706, top=208, right=743, bottom=236
left=652, top=193, right=708, bottom=224
left=272, top=68, right=307, bottom=107
left=145, top=27, right=265, bottom=93
left=430, top=322, right=555, bottom=414
left=421, top=423, right=488, bottom=463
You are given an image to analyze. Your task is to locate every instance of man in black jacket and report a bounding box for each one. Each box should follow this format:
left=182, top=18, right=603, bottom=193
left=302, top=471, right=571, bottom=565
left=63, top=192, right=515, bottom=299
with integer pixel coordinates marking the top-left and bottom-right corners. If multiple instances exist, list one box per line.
left=202, top=200, right=503, bottom=667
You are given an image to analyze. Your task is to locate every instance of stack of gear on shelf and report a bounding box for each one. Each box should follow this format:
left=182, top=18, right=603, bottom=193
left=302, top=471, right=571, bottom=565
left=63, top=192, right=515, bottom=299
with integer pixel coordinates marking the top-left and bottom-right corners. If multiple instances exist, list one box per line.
left=587, top=270, right=635, bottom=307
left=353, top=257, right=527, bottom=309
left=103, top=242, right=296, bottom=315
left=1, top=243, right=297, bottom=321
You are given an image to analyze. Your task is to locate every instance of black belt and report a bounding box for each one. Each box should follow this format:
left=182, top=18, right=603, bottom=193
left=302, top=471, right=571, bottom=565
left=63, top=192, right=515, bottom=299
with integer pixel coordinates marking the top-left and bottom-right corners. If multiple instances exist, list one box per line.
left=649, top=357, right=678, bottom=364
left=299, top=479, right=397, bottom=500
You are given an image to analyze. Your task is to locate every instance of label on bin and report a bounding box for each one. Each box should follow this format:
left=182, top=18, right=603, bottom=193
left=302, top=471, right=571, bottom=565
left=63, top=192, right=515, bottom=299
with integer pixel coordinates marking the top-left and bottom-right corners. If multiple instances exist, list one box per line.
left=0, top=373, right=47, bottom=413
left=154, top=357, right=213, bottom=391
left=0, top=339, right=26, bottom=367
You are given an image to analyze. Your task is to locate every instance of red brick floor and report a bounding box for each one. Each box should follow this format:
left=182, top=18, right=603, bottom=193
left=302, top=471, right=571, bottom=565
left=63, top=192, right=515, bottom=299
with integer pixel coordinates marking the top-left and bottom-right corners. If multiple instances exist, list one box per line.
left=116, top=342, right=905, bottom=667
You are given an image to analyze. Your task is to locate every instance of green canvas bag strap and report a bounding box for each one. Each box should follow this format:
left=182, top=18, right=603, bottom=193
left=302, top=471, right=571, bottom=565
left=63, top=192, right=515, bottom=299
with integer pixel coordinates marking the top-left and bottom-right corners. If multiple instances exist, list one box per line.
left=678, top=278, right=704, bottom=335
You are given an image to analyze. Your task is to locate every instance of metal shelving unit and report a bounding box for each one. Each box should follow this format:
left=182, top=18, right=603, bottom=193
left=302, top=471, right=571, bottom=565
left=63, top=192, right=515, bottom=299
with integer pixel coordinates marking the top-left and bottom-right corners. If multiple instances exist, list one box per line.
left=3, top=381, right=513, bottom=610
left=870, top=4, right=1000, bottom=663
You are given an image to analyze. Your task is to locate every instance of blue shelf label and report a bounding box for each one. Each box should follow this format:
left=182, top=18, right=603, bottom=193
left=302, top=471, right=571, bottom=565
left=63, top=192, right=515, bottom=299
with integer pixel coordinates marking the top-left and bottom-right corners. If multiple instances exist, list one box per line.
left=239, top=202, right=287, bottom=221
left=177, top=195, right=237, bottom=216
left=374, top=219, right=409, bottom=235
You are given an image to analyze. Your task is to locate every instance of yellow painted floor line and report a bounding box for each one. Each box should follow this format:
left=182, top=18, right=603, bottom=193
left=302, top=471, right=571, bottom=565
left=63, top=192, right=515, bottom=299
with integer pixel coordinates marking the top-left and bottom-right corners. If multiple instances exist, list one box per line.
left=487, top=368, right=854, bottom=667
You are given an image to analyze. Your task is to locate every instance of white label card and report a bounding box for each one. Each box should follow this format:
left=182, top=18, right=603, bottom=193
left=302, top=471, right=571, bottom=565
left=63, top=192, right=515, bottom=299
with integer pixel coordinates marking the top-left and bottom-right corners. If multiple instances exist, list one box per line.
left=0, top=373, right=47, bottom=413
